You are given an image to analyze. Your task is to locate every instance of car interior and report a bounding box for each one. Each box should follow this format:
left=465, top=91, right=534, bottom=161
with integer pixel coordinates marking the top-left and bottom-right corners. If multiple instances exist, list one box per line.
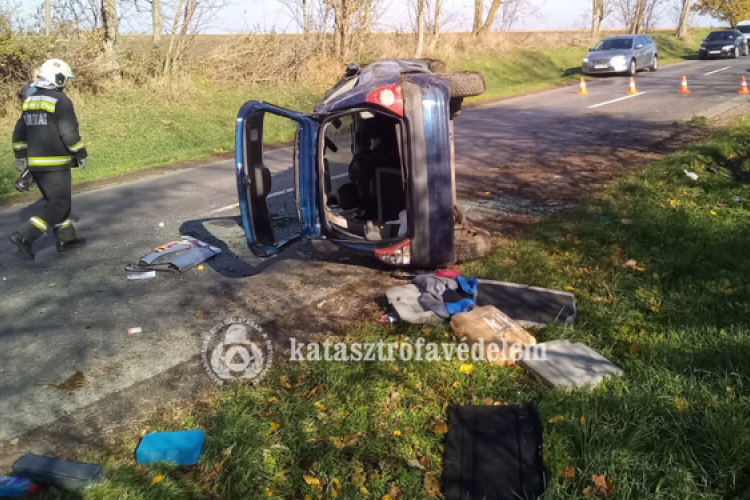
left=320, top=110, right=408, bottom=242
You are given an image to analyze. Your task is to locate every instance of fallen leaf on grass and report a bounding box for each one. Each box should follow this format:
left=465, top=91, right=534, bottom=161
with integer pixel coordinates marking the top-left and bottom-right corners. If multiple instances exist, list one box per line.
left=579, top=416, right=586, bottom=425
left=331, top=477, right=341, bottom=497
left=393, top=430, right=402, bottom=437
left=351, top=467, right=366, bottom=488
left=314, top=401, right=326, bottom=411
left=150, top=474, right=164, bottom=486
left=306, top=384, right=326, bottom=398
left=563, top=286, right=576, bottom=292
left=674, top=397, right=689, bottom=413
left=420, top=455, right=433, bottom=470
left=710, top=210, right=718, bottom=216
left=303, top=475, right=321, bottom=486
left=559, top=466, right=575, bottom=482
left=194, top=311, right=204, bottom=319
left=384, top=485, right=403, bottom=500
left=584, top=474, right=614, bottom=498
left=459, top=363, right=474, bottom=374
left=267, top=422, right=280, bottom=435
left=548, top=415, right=565, bottom=424
left=424, top=472, right=441, bottom=498
left=407, top=458, right=425, bottom=470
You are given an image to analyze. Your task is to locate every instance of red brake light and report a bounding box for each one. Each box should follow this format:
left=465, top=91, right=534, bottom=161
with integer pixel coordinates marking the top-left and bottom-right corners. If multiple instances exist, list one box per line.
left=366, top=83, right=404, bottom=116
left=375, top=239, right=411, bottom=266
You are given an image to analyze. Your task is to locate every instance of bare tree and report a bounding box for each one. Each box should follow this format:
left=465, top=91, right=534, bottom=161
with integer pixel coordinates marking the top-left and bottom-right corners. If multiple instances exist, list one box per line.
left=497, top=0, right=533, bottom=31
left=278, top=0, right=322, bottom=33
left=472, top=0, right=502, bottom=36
left=676, top=0, right=692, bottom=39
left=325, top=0, right=380, bottom=59
left=153, top=0, right=162, bottom=43
left=591, top=0, right=613, bottom=41
left=45, top=0, right=50, bottom=35
left=432, top=0, right=442, bottom=48
left=162, top=0, right=226, bottom=76
left=615, top=0, right=664, bottom=33
left=415, top=0, right=425, bottom=57
left=99, top=0, right=120, bottom=79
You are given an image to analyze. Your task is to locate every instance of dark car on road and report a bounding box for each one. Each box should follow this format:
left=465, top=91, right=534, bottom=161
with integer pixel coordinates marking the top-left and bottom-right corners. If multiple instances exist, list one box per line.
left=699, top=30, right=748, bottom=59
left=234, top=60, right=487, bottom=268
left=582, top=35, right=659, bottom=76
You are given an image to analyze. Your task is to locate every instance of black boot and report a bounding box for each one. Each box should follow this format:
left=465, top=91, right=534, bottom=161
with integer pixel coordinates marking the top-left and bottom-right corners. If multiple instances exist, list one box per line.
left=9, top=233, right=35, bottom=261
left=57, top=238, right=87, bottom=253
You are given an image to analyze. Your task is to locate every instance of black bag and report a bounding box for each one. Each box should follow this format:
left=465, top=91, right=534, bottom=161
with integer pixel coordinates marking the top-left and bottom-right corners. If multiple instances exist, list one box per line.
left=12, top=454, right=105, bottom=491
left=444, top=403, right=548, bottom=500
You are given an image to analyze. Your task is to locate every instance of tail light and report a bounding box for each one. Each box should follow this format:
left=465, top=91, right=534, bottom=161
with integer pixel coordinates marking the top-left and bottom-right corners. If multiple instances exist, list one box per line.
left=375, top=239, right=411, bottom=266
left=366, top=84, right=404, bottom=117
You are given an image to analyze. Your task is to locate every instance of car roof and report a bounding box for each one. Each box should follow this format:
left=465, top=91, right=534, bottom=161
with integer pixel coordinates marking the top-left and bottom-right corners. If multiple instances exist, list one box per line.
left=603, top=35, right=637, bottom=40
left=710, top=30, right=738, bottom=34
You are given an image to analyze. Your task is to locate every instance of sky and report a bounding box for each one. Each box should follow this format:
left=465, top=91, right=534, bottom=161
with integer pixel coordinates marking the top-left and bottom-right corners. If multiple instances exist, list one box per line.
left=14, top=0, right=720, bottom=34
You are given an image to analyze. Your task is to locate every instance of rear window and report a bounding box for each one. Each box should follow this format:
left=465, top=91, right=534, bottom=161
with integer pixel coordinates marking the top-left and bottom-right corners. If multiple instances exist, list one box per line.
left=595, top=38, right=634, bottom=50
left=737, top=26, right=750, bottom=34
left=706, top=31, right=736, bottom=41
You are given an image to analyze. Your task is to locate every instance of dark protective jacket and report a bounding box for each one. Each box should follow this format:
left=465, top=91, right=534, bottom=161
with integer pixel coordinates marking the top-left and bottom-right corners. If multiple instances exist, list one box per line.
left=12, top=86, right=87, bottom=171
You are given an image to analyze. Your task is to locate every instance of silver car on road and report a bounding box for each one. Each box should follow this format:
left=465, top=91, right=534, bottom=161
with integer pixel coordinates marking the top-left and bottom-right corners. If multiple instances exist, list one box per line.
left=582, top=35, right=659, bottom=76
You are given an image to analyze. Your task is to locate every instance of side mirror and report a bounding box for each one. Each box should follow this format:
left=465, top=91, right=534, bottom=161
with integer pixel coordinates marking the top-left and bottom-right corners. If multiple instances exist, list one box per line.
left=635, top=44, right=644, bottom=49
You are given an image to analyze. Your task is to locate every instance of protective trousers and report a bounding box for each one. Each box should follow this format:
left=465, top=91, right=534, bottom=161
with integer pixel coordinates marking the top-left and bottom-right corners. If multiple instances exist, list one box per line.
left=17, top=170, right=78, bottom=244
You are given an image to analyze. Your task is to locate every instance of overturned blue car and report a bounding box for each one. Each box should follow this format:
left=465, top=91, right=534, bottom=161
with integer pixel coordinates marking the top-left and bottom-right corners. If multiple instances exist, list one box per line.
left=235, top=59, right=487, bottom=268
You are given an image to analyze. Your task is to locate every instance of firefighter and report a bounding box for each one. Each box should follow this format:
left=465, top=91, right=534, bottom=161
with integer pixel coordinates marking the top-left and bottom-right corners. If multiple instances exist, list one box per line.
left=8, top=59, right=88, bottom=261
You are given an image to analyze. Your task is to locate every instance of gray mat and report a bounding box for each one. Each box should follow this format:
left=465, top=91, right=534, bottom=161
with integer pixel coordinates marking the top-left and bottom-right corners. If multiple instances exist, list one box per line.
left=519, top=340, right=623, bottom=390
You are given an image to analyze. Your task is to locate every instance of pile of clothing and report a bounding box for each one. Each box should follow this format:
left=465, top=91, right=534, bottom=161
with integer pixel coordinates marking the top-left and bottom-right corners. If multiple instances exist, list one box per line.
left=386, top=270, right=477, bottom=324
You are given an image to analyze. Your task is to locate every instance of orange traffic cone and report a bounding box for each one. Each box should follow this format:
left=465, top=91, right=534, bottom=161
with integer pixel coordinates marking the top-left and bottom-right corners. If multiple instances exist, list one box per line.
left=740, top=76, right=749, bottom=95
left=578, top=77, right=588, bottom=95
left=627, top=77, right=638, bottom=95
left=679, top=76, right=690, bottom=94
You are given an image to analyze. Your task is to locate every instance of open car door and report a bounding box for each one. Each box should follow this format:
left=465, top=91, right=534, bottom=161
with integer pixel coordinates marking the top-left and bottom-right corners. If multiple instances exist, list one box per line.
left=235, top=101, right=321, bottom=257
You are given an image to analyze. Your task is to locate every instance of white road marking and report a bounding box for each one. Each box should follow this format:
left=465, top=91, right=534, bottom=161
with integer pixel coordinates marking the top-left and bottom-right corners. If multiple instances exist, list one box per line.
left=705, top=66, right=731, bottom=76
left=206, top=173, right=350, bottom=214
left=587, top=92, right=648, bottom=109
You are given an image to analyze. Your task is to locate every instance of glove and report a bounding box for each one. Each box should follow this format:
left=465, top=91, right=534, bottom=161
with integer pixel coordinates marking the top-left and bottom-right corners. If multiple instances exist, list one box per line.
left=14, top=158, right=27, bottom=173
left=76, top=158, right=87, bottom=170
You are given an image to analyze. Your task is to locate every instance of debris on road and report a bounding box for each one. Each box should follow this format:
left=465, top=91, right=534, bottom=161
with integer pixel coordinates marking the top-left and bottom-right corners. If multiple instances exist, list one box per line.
left=51, top=372, right=86, bottom=391
left=316, top=300, right=327, bottom=309
left=126, top=236, right=221, bottom=274
left=126, top=327, right=143, bottom=336
left=734, top=195, right=742, bottom=203
left=126, top=271, right=156, bottom=280
left=379, top=312, right=400, bottom=323
left=684, top=170, right=699, bottom=181
left=136, top=430, right=206, bottom=466
left=11, top=454, right=105, bottom=490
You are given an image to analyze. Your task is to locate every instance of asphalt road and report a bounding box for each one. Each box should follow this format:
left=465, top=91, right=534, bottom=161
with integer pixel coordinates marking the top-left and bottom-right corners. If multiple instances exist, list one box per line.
left=1, top=55, right=749, bottom=444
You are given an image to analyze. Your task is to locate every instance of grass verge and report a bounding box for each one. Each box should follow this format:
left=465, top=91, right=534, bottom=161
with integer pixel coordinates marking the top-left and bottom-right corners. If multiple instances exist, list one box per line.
left=42, top=108, right=750, bottom=500
left=0, top=31, right=705, bottom=199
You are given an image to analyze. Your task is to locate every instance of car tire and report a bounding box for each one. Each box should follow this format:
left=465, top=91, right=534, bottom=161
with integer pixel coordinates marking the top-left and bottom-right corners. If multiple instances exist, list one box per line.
left=650, top=55, right=659, bottom=72
left=627, top=59, right=637, bottom=77
left=454, top=224, right=492, bottom=264
left=436, top=72, right=487, bottom=98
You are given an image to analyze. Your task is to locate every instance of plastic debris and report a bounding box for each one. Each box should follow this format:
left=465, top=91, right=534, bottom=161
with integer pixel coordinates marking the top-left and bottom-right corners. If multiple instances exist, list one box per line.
left=127, top=327, right=142, bottom=336
left=317, top=300, right=327, bottom=309
left=380, top=312, right=400, bottom=323
left=684, top=170, right=699, bottom=181
left=158, top=222, right=165, bottom=228
left=136, top=430, right=206, bottom=465
left=0, top=476, right=40, bottom=496
left=734, top=196, right=742, bottom=203
left=127, top=271, right=156, bottom=280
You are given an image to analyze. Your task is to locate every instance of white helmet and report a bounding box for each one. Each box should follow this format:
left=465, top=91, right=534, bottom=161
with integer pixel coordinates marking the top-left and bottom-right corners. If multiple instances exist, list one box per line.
left=39, top=59, right=75, bottom=89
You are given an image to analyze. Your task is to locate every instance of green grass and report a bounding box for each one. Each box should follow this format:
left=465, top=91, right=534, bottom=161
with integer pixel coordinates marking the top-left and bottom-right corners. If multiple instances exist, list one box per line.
left=0, top=81, right=319, bottom=197
left=43, top=112, right=750, bottom=499
left=0, top=31, right=707, bottom=199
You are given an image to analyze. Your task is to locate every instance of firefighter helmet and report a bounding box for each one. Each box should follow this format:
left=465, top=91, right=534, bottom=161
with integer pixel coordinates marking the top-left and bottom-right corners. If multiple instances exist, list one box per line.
left=39, top=59, right=75, bottom=89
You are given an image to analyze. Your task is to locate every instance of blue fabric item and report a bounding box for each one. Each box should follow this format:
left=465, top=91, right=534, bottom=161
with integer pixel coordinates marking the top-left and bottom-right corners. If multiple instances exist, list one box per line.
left=446, top=298, right=475, bottom=316
left=136, top=430, right=205, bottom=465
left=457, top=275, right=478, bottom=295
